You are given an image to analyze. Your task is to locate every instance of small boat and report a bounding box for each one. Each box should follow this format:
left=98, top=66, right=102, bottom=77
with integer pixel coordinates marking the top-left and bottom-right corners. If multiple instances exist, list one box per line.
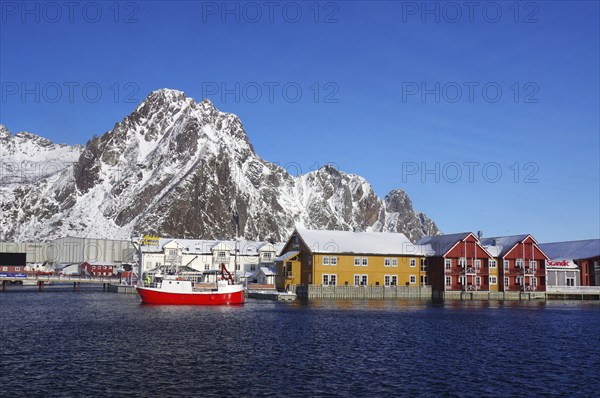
left=136, top=264, right=245, bottom=305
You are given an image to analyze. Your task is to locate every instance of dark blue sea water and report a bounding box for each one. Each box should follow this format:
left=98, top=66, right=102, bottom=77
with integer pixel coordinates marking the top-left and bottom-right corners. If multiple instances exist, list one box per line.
left=1, top=285, right=599, bottom=397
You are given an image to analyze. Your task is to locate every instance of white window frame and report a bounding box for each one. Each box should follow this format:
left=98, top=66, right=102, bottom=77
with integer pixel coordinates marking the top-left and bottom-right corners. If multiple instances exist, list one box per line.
left=529, top=260, right=537, bottom=270
left=458, top=276, right=465, bottom=285
left=384, top=258, right=391, bottom=267
left=516, top=259, right=524, bottom=268
left=503, top=260, right=509, bottom=269
left=490, top=276, right=497, bottom=284
left=384, top=275, right=391, bottom=286
left=391, top=275, right=398, bottom=286
left=15, top=267, right=21, bottom=271
left=504, top=276, right=510, bottom=286
left=458, top=257, right=466, bottom=267
left=323, top=256, right=330, bottom=266
left=323, top=274, right=329, bottom=285
left=216, top=251, right=227, bottom=262
left=445, top=259, right=452, bottom=269
left=362, top=258, right=368, bottom=267
left=392, top=258, right=398, bottom=267
left=330, top=257, right=337, bottom=266
left=420, top=259, right=427, bottom=272
left=475, top=259, right=481, bottom=269
left=445, top=276, right=452, bottom=286
left=516, top=276, right=524, bottom=285
left=354, top=258, right=361, bottom=267
left=566, top=277, right=575, bottom=287
left=489, top=259, right=497, bottom=268
left=475, top=276, right=481, bottom=286
left=410, top=275, right=416, bottom=284
left=361, top=275, right=368, bottom=285
left=530, top=276, right=536, bottom=286
left=322, top=274, right=337, bottom=286
left=410, top=259, right=416, bottom=268
left=354, top=274, right=361, bottom=286
left=204, top=264, right=210, bottom=270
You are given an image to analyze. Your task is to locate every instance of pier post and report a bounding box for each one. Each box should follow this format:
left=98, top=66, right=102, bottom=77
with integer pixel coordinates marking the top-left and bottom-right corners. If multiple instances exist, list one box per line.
left=37, top=281, right=44, bottom=291
left=103, top=283, right=106, bottom=291
left=74, top=282, right=80, bottom=292
left=2, top=280, right=7, bottom=292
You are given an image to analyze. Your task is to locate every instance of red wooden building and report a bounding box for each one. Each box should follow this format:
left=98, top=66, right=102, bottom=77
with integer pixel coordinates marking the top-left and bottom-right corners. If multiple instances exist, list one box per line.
left=0, top=252, right=26, bottom=273
left=81, top=262, right=116, bottom=277
left=418, top=232, right=492, bottom=292
left=481, top=235, right=548, bottom=292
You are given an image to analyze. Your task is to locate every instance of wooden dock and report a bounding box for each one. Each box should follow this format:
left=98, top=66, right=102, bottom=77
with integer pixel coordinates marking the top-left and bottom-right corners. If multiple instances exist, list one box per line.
left=247, top=290, right=297, bottom=301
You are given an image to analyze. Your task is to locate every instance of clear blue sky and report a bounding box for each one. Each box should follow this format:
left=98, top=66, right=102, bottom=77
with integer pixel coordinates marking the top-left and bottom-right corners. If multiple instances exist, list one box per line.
left=1, top=1, right=598, bottom=242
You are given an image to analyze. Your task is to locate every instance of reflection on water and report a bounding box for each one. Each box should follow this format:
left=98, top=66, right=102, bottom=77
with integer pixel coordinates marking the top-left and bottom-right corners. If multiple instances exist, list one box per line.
left=1, top=286, right=599, bottom=397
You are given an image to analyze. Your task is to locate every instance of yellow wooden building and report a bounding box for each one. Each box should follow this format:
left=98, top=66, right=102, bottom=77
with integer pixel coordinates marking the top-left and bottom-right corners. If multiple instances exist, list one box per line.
left=275, top=229, right=426, bottom=291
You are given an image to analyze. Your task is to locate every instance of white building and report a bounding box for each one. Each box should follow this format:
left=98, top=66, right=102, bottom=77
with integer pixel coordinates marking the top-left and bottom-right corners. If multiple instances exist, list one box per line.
left=139, top=238, right=282, bottom=282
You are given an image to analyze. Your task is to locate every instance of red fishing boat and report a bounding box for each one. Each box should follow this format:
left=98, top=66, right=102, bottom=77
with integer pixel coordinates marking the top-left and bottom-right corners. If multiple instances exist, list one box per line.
left=136, top=264, right=245, bottom=305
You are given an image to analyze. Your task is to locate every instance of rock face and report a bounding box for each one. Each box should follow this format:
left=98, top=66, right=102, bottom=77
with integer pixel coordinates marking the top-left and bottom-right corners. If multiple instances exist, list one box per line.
left=0, top=89, right=440, bottom=243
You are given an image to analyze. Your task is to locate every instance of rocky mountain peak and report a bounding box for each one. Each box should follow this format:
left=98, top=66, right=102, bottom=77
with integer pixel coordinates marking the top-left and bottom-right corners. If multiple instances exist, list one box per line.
left=0, top=90, right=440, bottom=243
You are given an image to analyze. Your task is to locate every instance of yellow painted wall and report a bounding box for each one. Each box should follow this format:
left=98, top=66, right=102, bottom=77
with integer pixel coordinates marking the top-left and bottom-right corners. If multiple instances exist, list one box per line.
left=313, top=254, right=425, bottom=287
left=276, top=259, right=301, bottom=290
left=488, top=258, right=499, bottom=291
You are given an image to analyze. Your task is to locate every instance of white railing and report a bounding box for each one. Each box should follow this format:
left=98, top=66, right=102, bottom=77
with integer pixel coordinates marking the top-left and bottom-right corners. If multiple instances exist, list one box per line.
left=546, top=286, right=600, bottom=293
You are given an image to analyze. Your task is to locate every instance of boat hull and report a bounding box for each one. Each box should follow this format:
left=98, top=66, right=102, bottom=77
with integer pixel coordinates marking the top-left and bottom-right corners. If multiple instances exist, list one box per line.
left=136, top=286, right=245, bottom=305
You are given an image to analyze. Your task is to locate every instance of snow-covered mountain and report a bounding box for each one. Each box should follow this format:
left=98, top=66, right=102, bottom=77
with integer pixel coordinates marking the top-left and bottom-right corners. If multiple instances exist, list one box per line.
left=0, top=89, right=439, bottom=243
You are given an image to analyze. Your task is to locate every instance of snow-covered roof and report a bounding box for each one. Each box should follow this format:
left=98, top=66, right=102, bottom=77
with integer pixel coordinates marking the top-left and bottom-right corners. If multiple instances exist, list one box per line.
left=275, top=251, right=300, bottom=262
left=417, top=232, right=473, bottom=256
left=539, top=239, right=600, bottom=261
left=295, top=229, right=422, bottom=256
left=141, top=238, right=281, bottom=255
left=480, top=235, right=532, bottom=257
left=258, top=266, right=276, bottom=276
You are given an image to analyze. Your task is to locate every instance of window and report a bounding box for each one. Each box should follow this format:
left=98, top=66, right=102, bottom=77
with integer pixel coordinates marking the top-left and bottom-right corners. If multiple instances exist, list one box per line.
left=354, top=258, right=361, bottom=267
left=489, top=259, right=497, bottom=268
left=420, top=259, right=427, bottom=271
left=250, top=264, right=256, bottom=271
left=15, top=267, right=21, bottom=271
left=1, top=266, right=7, bottom=271
left=516, top=276, right=523, bottom=285
left=475, top=259, right=481, bottom=269
left=516, top=259, right=524, bottom=268
left=362, top=258, right=368, bottom=267
left=92, top=265, right=96, bottom=270
left=262, top=252, right=273, bottom=261
left=529, top=260, right=537, bottom=270
left=531, top=277, right=537, bottom=286
left=458, top=276, right=465, bottom=285
left=566, top=277, right=575, bottom=286
left=216, top=251, right=227, bottom=261
left=503, top=260, right=509, bottom=269
left=384, top=275, right=390, bottom=286
left=445, top=276, right=452, bottom=286
left=330, top=257, right=337, bottom=266
left=392, top=258, right=398, bottom=267
left=323, top=256, right=330, bottom=266
left=410, top=275, right=416, bottom=284
left=204, top=264, right=210, bottom=270
left=235, top=263, right=240, bottom=271
left=475, top=276, right=481, bottom=286
left=458, top=257, right=466, bottom=267
left=410, top=259, right=416, bottom=268
left=420, top=275, right=428, bottom=285
left=156, top=262, right=161, bottom=267
left=490, top=276, right=497, bottom=284
left=361, top=275, right=368, bottom=285
left=445, top=259, right=452, bottom=269
left=354, top=275, right=361, bottom=286
left=391, top=275, right=398, bottom=286
left=504, top=277, right=510, bottom=286
left=323, top=274, right=336, bottom=285
left=384, top=258, right=392, bottom=267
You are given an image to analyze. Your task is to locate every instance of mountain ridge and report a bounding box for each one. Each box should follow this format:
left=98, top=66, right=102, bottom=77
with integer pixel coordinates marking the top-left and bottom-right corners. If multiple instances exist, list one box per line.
left=0, top=88, right=440, bottom=243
